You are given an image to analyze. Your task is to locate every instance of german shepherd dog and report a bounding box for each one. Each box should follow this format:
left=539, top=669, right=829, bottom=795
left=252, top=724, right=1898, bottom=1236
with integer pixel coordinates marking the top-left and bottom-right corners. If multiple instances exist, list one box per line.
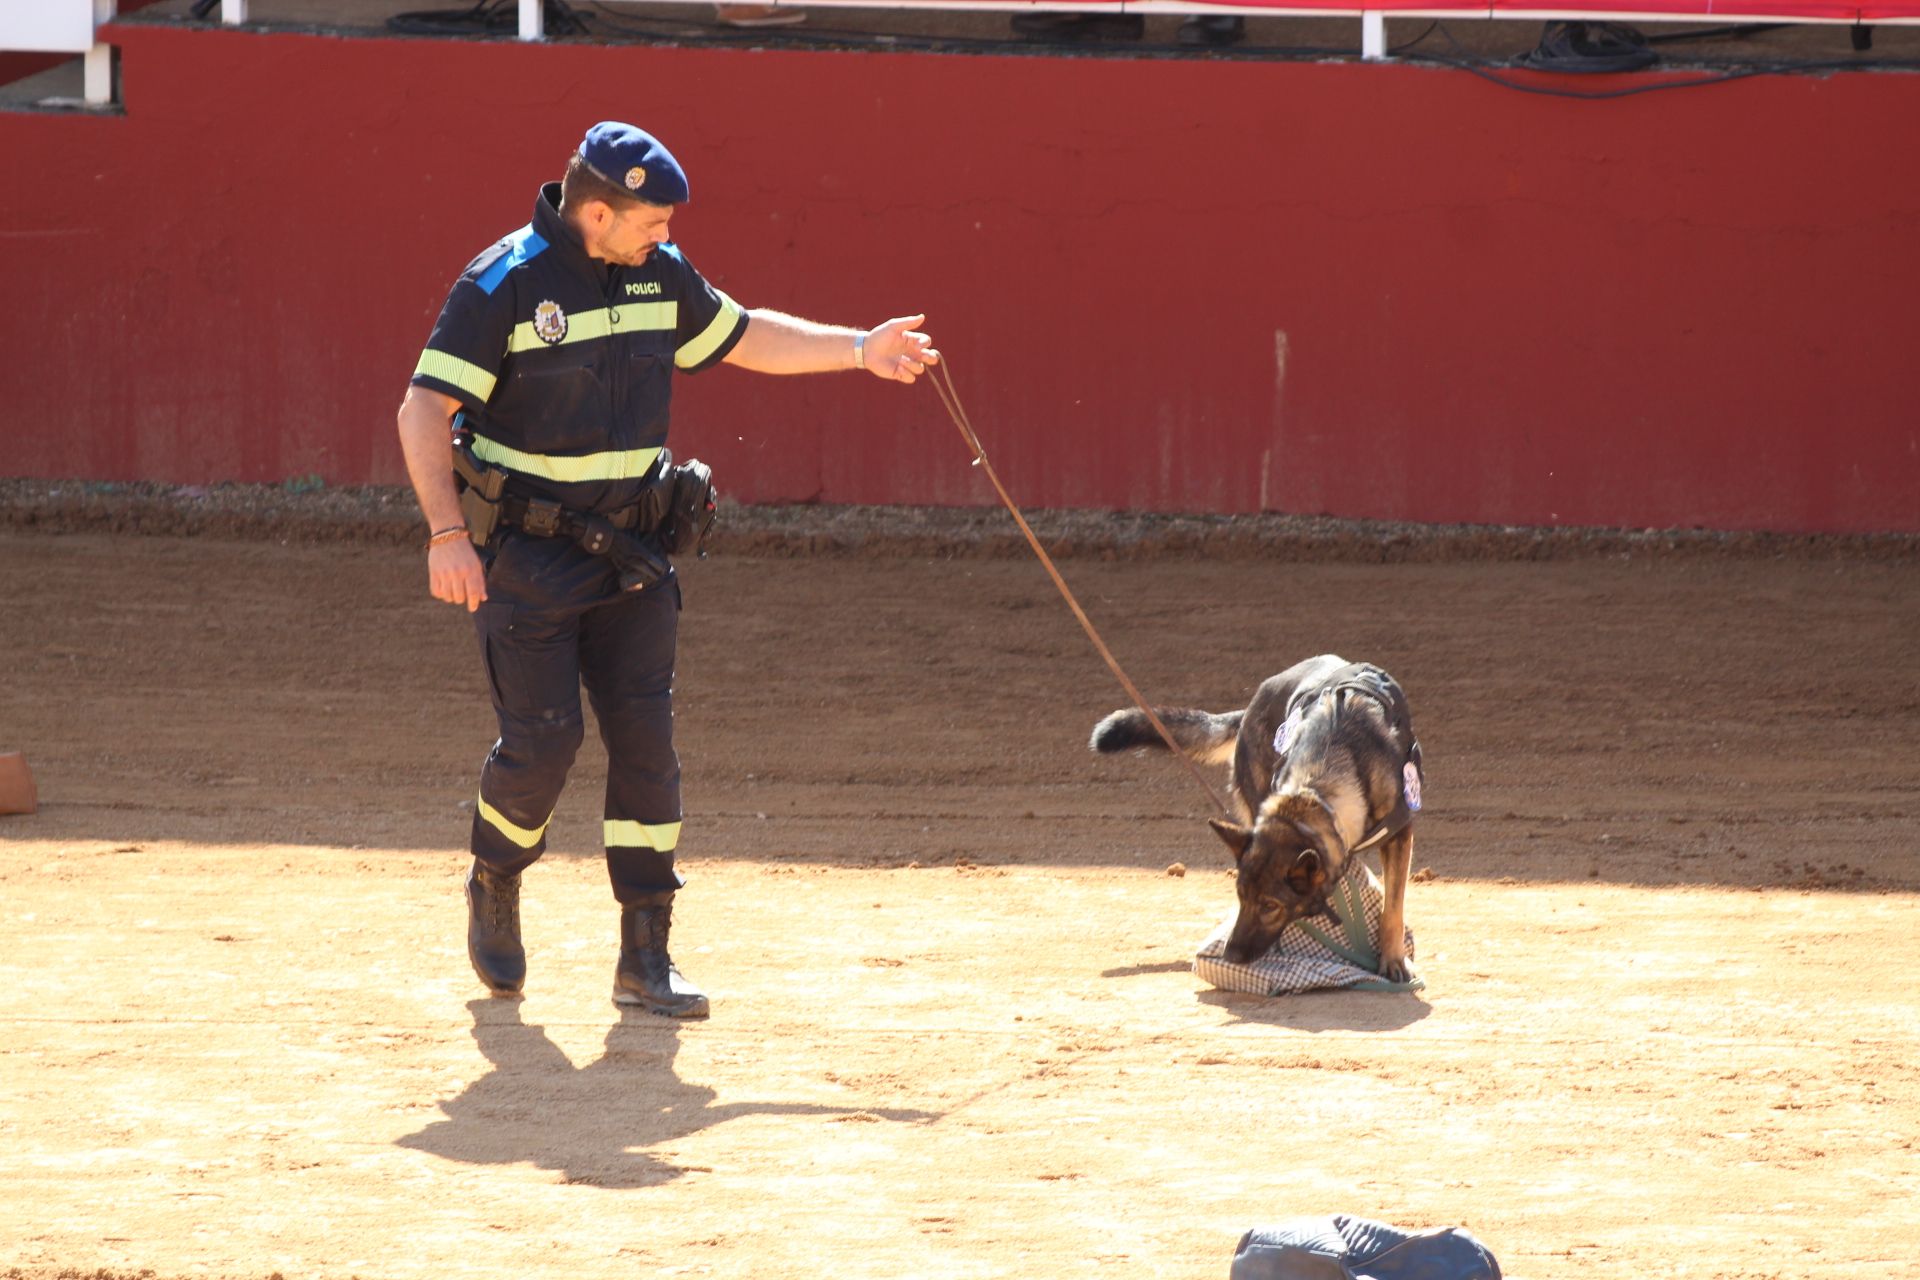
left=1091, top=654, right=1424, bottom=982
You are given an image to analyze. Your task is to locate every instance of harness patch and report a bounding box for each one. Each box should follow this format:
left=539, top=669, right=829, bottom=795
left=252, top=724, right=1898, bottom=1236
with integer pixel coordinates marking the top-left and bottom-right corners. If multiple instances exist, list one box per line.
left=532, top=300, right=568, bottom=345
left=1273, top=708, right=1302, bottom=756
left=1403, top=761, right=1422, bottom=813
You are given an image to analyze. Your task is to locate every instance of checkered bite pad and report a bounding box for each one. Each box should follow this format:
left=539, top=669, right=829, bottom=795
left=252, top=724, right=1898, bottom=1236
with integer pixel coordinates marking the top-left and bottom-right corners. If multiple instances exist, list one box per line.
left=1193, top=865, right=1423, bottom=994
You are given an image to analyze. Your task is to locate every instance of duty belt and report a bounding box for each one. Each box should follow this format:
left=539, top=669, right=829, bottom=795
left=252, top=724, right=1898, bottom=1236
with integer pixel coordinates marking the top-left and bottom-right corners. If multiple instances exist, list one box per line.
left=497, top=492, right=646, bottom=540
left=450, top=429, right=691, bottom=594
left=489, top=488, right=669, bottom=592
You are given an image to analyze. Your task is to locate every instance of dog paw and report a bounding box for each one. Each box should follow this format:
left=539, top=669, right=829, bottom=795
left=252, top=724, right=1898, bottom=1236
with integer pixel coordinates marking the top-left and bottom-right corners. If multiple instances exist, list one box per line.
left=1378, top=954, right=1418, bottom=985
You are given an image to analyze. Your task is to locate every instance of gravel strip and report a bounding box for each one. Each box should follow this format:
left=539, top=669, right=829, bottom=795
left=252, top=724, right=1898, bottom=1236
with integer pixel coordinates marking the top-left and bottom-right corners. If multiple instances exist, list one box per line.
left=3, top=478, right=1914, bottom=562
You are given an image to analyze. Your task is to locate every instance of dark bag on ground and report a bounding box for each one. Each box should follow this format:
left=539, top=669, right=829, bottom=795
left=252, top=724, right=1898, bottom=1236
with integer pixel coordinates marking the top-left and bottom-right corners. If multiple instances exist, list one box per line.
left=1230, top=1216, right=1500, bottom=1280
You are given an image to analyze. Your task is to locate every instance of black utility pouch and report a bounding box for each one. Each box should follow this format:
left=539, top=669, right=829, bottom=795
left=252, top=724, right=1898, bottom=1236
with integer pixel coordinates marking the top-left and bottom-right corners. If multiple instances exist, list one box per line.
left=658, top=458, right=718, bottom=558
left=574, top=515, right=669, bottom=593
left=630, top=448, right=676, bottom=536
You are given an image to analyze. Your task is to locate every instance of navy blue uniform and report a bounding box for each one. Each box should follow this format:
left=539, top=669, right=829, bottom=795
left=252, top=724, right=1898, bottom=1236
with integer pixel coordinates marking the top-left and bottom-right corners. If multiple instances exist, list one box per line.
left=412, top=183, right=748, bottom=903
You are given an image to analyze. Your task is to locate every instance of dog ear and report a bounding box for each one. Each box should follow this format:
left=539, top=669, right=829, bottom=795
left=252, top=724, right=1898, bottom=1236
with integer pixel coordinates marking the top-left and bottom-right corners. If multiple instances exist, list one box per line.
left=1285, top=849, right=1326, bottom=899
left=1208, top=818, right=1252, bottom=862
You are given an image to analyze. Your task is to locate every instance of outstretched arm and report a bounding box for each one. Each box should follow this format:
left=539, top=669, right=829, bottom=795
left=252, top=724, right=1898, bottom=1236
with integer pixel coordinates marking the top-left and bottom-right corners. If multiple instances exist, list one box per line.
left=722, top=310, right=939, bottom=384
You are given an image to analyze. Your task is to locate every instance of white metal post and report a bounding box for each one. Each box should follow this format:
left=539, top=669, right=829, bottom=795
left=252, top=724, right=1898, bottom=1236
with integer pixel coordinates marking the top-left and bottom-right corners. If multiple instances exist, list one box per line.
left=520, top=0, right=544, bottom=40
left=222, top=0, right=247, bottom=23
left=84, top=0, right=114, bottom=106
left=1361, top=10, right=1387, bottom=59
left=83, top=43, right=112, bottom=104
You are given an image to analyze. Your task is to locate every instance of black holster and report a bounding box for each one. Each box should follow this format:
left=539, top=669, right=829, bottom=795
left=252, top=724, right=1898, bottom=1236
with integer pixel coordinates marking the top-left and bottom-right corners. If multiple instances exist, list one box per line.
left=451, top=433, right=506, bottom=547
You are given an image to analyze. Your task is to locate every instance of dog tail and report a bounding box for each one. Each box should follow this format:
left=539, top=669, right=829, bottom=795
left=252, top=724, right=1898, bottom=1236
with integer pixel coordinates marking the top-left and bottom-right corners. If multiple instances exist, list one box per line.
left=1089, top=707, right=1243, bottom=764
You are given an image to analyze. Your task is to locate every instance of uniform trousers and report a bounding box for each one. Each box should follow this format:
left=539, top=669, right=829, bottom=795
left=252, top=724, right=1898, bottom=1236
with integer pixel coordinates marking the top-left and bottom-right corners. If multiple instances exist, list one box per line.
left=467, top=529, right=684, bottom=904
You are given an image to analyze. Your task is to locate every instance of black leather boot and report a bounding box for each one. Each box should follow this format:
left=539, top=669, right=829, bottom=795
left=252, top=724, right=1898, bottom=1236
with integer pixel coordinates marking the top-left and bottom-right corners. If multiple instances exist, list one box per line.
left=613, top=898, right=709, bottom=1018
left=465, top=860, right=525, bottom=996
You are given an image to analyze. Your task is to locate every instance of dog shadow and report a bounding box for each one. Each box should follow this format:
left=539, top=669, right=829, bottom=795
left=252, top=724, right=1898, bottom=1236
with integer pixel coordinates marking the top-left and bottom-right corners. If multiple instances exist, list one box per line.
left=1102, top=956, right=1428, bottom=1032
left=1195, top=987, right=1431, bottom=1033
left=397, top=999, right=933, bottom=1187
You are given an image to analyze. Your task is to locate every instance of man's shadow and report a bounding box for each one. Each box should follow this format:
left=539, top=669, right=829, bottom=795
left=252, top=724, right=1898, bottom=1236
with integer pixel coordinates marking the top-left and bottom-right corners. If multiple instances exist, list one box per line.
left=399, top=999, right=934, bottom=1187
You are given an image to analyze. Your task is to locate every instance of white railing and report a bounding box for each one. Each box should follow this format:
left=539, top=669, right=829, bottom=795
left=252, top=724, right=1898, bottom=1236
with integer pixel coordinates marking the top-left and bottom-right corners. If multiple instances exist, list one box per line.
left=506, top=2, right=1483, bottom=55
left=511, top=0, right=1907, bottom=51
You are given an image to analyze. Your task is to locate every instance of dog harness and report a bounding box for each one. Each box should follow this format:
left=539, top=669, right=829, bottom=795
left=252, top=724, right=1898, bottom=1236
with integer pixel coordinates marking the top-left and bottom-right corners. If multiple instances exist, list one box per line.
left=1280, top=662, right=1424, bottom=854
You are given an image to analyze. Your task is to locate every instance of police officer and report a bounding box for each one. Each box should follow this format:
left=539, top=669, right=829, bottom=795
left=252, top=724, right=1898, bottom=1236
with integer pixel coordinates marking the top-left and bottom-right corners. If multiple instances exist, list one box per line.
left=396, top=122, right=938, bottom=1017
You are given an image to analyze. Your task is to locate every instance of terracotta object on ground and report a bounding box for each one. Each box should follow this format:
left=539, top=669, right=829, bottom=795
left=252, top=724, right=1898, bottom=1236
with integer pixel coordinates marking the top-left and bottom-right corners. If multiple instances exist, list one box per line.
left=0, top=751, right=34, bottom=815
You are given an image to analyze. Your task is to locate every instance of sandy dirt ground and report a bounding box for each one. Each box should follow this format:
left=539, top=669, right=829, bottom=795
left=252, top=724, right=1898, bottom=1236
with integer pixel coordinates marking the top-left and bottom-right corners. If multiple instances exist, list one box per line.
left=2, top=529, right=1918, bottom=1280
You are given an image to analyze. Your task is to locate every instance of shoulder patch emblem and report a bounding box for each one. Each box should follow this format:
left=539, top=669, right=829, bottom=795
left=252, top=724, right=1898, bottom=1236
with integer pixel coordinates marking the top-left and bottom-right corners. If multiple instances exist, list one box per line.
left=1403, top=761, right=1423, bottom=813
left=624, top=166, right=647, bottom=192
left=532, top=300, right=568, bottom=345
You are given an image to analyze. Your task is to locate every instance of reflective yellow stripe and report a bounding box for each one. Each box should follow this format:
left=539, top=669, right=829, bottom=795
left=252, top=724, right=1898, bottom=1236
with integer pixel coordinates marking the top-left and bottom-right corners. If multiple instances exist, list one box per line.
left=414, top=349, right=498, bottom=402
left=507, top=302, right=678, bottom=354
left=509, top=306, right=607, bottom=353
left=676, top=291, right=744, bottom=369
left=478, top=792, right=550, bottom=850
left=604, top=819, right=682, bottom=851
left=614, top=302, right=677, bottom=337
left=470, top=433, right=662, bottom=483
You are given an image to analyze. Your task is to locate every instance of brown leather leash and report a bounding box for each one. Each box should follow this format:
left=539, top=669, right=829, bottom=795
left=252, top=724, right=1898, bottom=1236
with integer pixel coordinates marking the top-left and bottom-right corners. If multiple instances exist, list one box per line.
left=926, top=360, right=1233, bottom=821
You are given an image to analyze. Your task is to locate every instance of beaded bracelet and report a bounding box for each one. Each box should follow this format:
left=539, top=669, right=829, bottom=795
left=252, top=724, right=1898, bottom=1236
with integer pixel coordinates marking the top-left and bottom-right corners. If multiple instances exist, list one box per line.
left=426, top=525, right=468, bottom=550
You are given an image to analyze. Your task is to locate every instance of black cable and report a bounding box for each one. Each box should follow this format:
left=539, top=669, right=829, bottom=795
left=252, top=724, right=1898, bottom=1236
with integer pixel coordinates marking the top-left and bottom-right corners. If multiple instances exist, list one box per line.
left=1405, top=49, right=1760, bottom=98
left=1388, top=21, right=1438, bottom=54
left=1399, top=21, right=1920, bottom=100
left=546, top=0, right=592, bottom=35
left=388, top=0, right=514, bottom=37
left=582, top=1, right=1058, bottom=52
left=1406, top=51, right=1920, bottom=98
left=583, top=3, right=1331, bottom=57
left=1641, top=22, right=1786, bottom=44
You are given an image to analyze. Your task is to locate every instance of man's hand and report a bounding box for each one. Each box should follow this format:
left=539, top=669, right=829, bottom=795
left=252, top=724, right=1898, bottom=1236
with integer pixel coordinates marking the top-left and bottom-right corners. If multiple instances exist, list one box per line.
left=429, top=538, right=489, bottom=612
left=861, top=314, right=941, bottom=384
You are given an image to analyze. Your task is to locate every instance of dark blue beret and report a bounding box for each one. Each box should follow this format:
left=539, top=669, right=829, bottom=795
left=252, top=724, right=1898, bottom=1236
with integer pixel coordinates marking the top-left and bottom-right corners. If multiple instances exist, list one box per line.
left=579, top=121, right=689, bottom=205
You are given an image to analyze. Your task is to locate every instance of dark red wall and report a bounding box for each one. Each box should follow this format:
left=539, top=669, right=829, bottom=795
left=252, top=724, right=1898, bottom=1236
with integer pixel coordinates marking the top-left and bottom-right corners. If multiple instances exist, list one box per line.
left=4, top=22, right=1916, bottom=532
left=0, top=51, right=73, bottom=84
